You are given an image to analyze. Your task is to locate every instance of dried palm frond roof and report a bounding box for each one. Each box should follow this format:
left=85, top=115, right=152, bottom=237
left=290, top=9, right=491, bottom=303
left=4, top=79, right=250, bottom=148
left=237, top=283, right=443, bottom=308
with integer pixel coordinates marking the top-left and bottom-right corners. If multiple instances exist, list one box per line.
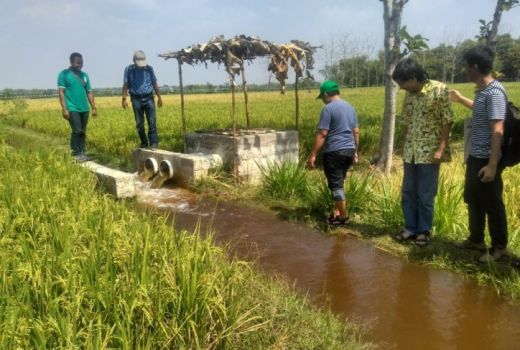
left=159, top=35, right=319, bottom=93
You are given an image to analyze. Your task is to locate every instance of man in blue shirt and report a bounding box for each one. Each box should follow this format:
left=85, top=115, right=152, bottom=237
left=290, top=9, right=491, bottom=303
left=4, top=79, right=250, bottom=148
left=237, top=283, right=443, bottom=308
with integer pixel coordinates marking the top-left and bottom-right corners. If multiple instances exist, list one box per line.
left=307, top=81, right=359, bottom=226
left=122, top=50, right=163, bottom=150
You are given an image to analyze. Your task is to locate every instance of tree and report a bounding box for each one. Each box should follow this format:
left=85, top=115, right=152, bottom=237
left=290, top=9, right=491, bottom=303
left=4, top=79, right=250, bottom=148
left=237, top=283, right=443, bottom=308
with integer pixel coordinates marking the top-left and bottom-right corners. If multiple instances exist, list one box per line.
left=477, top=0, right=519, bottom=50
left=375, top=0, right=407, bottom=174
left=376, top=1, right=428, bottom=174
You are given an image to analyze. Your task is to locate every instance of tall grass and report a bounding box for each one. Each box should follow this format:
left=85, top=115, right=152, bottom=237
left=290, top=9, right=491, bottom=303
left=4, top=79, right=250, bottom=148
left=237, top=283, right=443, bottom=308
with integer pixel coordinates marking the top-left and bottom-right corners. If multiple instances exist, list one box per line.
left=0, top=144, right=370, bottom=349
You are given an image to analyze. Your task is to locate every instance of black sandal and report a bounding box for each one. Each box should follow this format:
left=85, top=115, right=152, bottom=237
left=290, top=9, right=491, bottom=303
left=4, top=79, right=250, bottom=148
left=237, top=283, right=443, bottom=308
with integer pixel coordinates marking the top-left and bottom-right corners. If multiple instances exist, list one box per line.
left=327, top=215, right=350, bottom=227
left=512, top=260, right=520, bottom=269
left=394, top=230, right=415, bottom=243
left=414, top=233, right=431, bottom=247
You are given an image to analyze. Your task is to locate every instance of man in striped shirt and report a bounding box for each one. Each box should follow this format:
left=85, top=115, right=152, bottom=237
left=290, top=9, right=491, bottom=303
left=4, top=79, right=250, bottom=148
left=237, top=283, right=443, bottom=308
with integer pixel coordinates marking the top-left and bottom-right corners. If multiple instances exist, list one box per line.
left=450, top=46, right=508, bottom=263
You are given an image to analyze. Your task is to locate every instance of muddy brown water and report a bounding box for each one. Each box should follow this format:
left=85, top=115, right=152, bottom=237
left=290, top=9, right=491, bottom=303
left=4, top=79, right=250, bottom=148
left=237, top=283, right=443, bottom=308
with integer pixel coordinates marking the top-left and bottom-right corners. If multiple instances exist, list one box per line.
left=137, top=186, right=520, bottom=349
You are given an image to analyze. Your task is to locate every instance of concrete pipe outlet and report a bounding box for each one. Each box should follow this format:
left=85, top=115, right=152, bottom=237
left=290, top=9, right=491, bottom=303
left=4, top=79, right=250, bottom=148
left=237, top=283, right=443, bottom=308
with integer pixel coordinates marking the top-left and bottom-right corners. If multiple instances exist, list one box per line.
left=159, top=160, right=175, bottom=179
left=144, top=158, right=159, bottom=176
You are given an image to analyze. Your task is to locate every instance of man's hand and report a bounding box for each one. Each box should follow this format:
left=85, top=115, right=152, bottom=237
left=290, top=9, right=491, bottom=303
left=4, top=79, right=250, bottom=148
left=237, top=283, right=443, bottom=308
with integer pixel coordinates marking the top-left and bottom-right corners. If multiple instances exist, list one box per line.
left=433, top=148, right=444, bottom=163
left=353, top=151, right=359, bottom=164
left=478, top=164, right=497, bottom=183
left=449, top=90, right=462, bottom=103
left=62, top=110, right=69, bottom=120
left=92, top=108, right=98, bottom=118
left=122, top=98, right=128, bottom=109
left=306, top=154, right=317, bottom=169
left=157, top=96, right=163, bottom=108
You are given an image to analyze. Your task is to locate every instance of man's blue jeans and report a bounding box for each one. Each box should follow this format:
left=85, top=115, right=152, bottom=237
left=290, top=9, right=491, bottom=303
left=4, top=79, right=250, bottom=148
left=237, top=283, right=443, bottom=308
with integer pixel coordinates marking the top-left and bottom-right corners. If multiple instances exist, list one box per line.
left=131, top=96, right=158, bottom=147
left=401, top=162, right=440, bottom=234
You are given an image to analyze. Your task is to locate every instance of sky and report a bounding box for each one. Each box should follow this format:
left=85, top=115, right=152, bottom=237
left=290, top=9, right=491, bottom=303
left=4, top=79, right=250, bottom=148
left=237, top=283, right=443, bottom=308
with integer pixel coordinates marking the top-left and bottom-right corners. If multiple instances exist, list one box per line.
left=1, top=0, right=519, bottom=89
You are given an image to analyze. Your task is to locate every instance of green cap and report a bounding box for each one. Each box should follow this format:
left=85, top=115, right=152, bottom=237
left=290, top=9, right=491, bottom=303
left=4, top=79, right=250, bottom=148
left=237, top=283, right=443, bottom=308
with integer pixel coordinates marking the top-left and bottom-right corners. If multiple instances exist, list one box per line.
left=317, top=80, right=340, bottom=99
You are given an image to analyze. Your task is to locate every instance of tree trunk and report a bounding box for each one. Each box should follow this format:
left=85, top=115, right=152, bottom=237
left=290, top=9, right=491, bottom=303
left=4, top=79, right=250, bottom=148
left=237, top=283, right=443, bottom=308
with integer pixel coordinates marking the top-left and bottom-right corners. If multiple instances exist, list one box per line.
left=240, top=64, right=250, bottom=128
left=294, top=76, right=300, bottom=130
left=376, top=0, right=406, bottom=175
left=487, top=0, right=505, bottom=50
left=177, top=58, right=187, bottom=153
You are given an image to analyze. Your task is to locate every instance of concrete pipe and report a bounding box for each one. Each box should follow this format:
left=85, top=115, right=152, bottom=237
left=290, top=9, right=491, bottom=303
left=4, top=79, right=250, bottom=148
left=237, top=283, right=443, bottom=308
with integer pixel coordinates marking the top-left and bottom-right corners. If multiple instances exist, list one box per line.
left=138, top=157, right=159, bottom=182
left=144, top=157, right=159, bottom=176
left=159, top=160, right=175, bottom=179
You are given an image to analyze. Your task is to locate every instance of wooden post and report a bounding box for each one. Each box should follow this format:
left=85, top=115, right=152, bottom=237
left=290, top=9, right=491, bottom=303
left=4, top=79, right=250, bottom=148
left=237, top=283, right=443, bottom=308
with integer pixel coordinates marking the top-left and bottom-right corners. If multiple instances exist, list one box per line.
left=294, top=76, right=300, bottom=130
left=177, top=57, right=187, bottom=153
left=230, top=76, right=238, bottom=179
left=240, top=64, right=251, bottom=128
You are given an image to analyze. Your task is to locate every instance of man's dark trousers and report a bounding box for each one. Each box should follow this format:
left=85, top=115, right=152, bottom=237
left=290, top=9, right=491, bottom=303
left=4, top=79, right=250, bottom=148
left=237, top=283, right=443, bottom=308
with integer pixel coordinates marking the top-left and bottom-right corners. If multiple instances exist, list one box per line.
left=68, top=111, right=89, bottom=156
left=464, top=155, right=508, bottom=249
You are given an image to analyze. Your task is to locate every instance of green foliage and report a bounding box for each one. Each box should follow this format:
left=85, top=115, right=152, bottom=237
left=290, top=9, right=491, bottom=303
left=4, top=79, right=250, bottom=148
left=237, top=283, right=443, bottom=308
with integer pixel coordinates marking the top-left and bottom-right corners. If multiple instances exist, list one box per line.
left=261, top=160, right=314, bottom=204
left=399, top=25, right=429, bottom=56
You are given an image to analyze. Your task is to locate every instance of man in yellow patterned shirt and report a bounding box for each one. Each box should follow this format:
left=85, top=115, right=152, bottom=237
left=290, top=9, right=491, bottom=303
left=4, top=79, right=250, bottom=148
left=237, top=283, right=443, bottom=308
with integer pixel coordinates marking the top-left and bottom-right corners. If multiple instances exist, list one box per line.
left=392, top=59, right=453, bottom=246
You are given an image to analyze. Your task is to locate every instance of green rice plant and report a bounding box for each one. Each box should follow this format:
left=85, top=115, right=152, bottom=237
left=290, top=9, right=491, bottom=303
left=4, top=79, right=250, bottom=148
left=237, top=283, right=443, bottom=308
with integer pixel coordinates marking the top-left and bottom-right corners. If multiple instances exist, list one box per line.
left=261, top=160, right=313, bottom=205
left=433, top=172, right=467, bottom=238
left=344, top=171, right=374, bottom=215
left=308, top=173, right=334, bottom=215
left=370, top=176, right=404, bottom=231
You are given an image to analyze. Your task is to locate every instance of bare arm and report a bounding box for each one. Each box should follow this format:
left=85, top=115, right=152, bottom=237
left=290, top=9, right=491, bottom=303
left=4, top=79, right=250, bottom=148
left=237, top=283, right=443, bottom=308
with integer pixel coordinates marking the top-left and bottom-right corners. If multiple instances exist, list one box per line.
left=306, top=129, right=328, bottom=168
left=122, top=83, right=129, bottom=109
left=58, top=88, right=69, bottom=120
left=434, top=123, right=452, bottom=162
left=87, top=92, right=97, bottom=117
left=153, top=82, right=163, bottom=107
left=353, top=127, right=359, bottom=163
left=450, top=90, right=473, bottom=110
left=478, top=120, right=504, bottom=182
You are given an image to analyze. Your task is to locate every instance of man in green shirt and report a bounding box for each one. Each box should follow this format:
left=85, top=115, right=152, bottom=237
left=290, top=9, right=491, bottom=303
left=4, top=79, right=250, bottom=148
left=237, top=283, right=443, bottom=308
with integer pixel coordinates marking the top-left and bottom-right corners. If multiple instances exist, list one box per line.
left=58, top=52, right=97, bottom=161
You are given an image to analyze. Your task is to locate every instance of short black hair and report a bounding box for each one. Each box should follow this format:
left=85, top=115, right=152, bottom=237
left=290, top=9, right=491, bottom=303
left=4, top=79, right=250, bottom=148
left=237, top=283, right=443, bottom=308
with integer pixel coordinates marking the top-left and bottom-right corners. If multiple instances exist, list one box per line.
left=392, top=58, right=429, bottom=83
left=69, top=52, right=83, bottom=63
left=325, top=91, right=340, bottom=97
left=463, top=46, right=494, bottom=74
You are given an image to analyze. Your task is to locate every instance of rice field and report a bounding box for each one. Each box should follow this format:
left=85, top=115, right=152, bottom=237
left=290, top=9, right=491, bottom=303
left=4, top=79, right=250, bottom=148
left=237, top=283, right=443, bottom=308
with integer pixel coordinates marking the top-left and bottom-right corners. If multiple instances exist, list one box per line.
left=1, top=82, right=520, bottom=348
left=0, top=142, right=371, bottom=349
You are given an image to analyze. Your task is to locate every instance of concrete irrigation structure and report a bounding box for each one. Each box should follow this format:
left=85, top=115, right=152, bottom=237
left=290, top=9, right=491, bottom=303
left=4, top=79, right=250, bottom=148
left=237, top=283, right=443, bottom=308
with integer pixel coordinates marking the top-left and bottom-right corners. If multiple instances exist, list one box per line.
left=159, top=35, right=318, bottom=179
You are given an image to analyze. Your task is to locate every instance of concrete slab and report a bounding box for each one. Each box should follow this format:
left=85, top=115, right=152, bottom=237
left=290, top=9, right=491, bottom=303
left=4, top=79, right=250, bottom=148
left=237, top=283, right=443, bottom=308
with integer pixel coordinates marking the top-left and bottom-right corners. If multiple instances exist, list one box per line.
left=81, top=161, right=136, bottom=198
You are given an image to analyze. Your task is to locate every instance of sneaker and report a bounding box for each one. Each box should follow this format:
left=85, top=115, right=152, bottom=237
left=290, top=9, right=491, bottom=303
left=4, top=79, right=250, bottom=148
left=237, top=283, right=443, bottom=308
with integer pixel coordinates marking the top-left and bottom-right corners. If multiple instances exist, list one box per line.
left=479, top=247, right=508, bottom=263
left=453, top=239, right=487, bottom=251
left=80, top=154, right=91, bottom=162
left=150, top=144, right=158, bottom=151
left=139, top=144, right=148, bottom=149
left=73, top=154, right=86, bottom=162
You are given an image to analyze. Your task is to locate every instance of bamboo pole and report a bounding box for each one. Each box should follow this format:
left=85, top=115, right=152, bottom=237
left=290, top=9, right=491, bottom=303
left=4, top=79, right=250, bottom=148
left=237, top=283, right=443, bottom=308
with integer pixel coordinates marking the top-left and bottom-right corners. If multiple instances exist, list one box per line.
left=240, top=64, right=250, bottom=128
left=294, top=76, right=300, bottom=130
left=230, top=76, right=238, bottom=180
left=177, top=57, right=187, bottom=153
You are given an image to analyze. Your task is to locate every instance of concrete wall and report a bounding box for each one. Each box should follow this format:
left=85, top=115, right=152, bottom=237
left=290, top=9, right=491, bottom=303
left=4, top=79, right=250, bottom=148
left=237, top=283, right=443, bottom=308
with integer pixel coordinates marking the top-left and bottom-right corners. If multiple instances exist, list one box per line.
left=186, top=130, right=299, bottom=182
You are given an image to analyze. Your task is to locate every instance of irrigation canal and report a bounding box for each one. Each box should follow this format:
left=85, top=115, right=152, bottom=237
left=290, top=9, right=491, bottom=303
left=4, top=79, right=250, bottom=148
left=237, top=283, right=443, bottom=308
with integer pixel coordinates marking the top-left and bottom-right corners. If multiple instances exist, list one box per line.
left=137, top=184, right=520, bottom=350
